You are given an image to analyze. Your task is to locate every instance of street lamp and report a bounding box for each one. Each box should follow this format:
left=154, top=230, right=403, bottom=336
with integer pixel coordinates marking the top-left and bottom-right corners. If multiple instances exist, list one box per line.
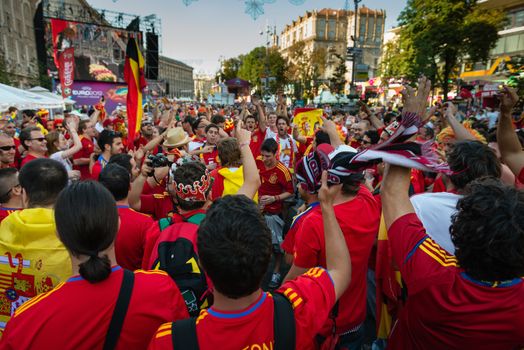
left=259, top=23, right=275, bottom=100
left=350, top=0, right=362, bottom=96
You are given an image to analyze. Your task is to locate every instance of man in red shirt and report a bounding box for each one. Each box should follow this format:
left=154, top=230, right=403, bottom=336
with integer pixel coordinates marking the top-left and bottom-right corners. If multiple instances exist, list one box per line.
left=195, top=124, right=220, bottom=169
left=149, top=171, right=351, bottom=350
left=0, top=168, right=21, bottom=222
left=19, top=127, right=47, bottom=168
left=73, top=119, right=96, bottom=180
left=381, top=78, right=524, bottom=349
left=285, top=147, right=380, bottom=349
left=135, top=119, right=160, bottom=154
left=256, top=138, right=294, bottom=289
left=91, top=130, right=125, bottom=180
left=0, top=133, right=16, bottom=169
left=99, top=163, right=155, bottom=270
left=245, top=96, right=267, bottom=159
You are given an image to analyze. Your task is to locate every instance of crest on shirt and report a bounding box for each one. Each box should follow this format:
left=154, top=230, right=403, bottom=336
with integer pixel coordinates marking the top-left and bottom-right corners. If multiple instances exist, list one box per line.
left=269, top=173, right=278, bottom=184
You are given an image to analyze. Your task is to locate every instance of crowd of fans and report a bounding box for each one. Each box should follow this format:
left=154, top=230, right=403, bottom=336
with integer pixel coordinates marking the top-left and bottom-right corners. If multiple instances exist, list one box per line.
left=0, top=78, right=523, bottom=349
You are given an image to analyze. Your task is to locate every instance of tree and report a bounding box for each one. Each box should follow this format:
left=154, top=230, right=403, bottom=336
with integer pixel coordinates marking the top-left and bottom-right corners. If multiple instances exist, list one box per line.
left=329, top=53, right=347, bottom=93
left=217, top=57, right=243, bottom=82
left=397, top=0, right=505, bottom=99
left=237, top=46, right=287, bottom=94
left=286, top=42, right=327, bottom=100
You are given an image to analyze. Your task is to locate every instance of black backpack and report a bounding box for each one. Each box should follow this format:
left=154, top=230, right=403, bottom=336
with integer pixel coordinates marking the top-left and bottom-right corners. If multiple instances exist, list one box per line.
left=170, top=292, right=296, bottom=349
left=150, top=213, right=211, bottom=317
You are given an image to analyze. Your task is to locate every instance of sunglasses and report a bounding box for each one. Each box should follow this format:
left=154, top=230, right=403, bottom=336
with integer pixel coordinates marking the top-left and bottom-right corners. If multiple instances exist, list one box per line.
left=30, top=137, right=46, bottom=142
left=0, top=145, right=15, bottom=151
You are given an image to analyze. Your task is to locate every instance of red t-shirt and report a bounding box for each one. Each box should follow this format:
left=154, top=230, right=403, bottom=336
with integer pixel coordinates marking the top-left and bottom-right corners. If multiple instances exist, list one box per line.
left=19, top=154, right=42, bottom=168
left=90, top=157, right=107, bottom=181
left=13, top=138, right=21, bottom=168
left=199, top=144, right=219, bottom=166
left=148, top=267, right=336, bottom=350
left=518, top=167, right=524, bottom=184
left=135, top=136, right=159, bottom=155
left=1, top=267, right=189, bottom=350
left=256, top=158, right=293, bottom=214
left=250, top=127, right=266, bottom=159
left=140, top=192, right=175, bottom=221
left=142, top=178, right=168, bottom=195
left=116, top=206, right=155, bottom=271
left=0, top=207, right=20, bottom=223
left=281, top=202, right=320, bottom=255
left=73, top=136, right=95, bottom=180
left=293, top=186, right=380, bottom=334
left=387, top=213, right=524, bottom=350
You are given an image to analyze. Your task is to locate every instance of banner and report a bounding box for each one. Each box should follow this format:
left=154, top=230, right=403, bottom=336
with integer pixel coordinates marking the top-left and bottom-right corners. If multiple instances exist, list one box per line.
left=55, top=81, right=128, bottom=113
left=124, top=37, right=146, bottom=146
left=58, top=48, right=75, bottom=98
left=293, top=108, right=324, bottom=137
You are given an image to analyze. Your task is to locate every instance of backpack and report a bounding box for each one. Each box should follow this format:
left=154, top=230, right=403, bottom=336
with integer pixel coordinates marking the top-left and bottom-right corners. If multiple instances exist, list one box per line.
left=149, top=212, right=210, bottom=317
left=171, top=292, right=296, bottom=349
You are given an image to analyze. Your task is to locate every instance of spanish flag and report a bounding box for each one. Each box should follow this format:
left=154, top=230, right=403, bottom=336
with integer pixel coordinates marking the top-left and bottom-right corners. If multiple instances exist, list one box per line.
left=293, top=108, right=323, bottom=137
left=124, top=37, right=146, bottom=147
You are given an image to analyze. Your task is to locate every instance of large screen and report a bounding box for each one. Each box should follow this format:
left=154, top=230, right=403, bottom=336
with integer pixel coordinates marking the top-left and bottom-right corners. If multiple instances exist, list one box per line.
left=44, top=18, right=143, bottom=83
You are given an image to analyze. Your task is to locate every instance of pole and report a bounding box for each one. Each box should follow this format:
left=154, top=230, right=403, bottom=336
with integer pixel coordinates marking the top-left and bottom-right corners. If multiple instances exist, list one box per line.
left=351, top=0, right=361, bottom=95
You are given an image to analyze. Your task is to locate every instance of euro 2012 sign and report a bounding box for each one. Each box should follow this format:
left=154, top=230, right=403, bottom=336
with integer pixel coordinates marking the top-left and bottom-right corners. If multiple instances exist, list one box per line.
left=293, top=108, right=324, bottom=137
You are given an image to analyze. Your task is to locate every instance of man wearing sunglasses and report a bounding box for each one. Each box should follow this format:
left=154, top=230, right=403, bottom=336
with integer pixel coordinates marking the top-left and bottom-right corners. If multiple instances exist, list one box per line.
left=0, top=168, right=21, bottom=223
left=19, top=127, right=47, bottom=168
left=0, top=132, right=16, bottom=169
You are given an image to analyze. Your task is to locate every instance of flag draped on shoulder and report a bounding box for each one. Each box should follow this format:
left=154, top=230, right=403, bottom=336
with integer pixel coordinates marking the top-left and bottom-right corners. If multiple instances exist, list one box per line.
left=124, top=37, right=146, bottom=146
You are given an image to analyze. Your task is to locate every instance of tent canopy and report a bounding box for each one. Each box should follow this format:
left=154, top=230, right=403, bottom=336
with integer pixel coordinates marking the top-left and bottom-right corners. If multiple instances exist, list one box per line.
left=0, top=84, right=64, bottom=111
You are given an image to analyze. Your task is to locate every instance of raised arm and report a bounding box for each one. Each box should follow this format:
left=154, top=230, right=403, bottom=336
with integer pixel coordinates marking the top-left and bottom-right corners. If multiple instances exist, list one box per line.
left=60, top=118, right=83, bottom=159
left=252, top=95, right=267, bottom=131
left=318, top=171, right=351, bottom=300
left=236, top=122, right=260, bottom=199
left=443, top=102, right=476, bottom=141
left=321, top=117, right=343, bottom=148
left=382, top=77, right=431, bottom=229
left=497, top=87, right=524, bottom=176
left=128, top=160, right=153, bottom=211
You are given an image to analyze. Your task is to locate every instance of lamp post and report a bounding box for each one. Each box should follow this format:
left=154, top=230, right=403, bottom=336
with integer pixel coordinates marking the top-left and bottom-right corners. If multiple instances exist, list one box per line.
left=260, top=23, right=275, bottom=100
left=350, top=0, right=362, bottom=95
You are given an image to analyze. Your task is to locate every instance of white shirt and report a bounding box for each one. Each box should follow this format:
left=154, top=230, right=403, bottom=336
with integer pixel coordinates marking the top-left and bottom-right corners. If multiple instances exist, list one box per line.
left=410, top=192, right=462, bottom=254
left=50, top=151, right=73, bottom=172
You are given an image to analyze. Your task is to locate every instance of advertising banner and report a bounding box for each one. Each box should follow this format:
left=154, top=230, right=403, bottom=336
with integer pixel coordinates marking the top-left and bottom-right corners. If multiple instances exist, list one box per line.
left=45, top=18, right=142, bottom=83
left=56, top=81, right=128, bottom=113
left=58, top=47, right=75, bottom=98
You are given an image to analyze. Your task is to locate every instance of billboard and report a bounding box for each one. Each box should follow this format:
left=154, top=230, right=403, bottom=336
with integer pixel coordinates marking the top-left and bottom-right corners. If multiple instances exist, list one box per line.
left=44, top=18, right=142, bottom=83
left=55, top=81, right=128, bottom=113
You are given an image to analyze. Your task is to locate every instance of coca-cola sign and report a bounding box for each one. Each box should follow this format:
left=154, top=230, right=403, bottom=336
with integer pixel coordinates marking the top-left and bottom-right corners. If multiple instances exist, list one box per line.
left=59, top=48, right=75, bottom=98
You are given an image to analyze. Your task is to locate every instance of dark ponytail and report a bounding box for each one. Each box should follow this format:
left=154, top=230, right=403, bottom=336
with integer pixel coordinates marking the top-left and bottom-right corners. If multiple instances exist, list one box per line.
left=55, top=181, right=119, bottom=283
left=78, top=255, right=112, bottom=283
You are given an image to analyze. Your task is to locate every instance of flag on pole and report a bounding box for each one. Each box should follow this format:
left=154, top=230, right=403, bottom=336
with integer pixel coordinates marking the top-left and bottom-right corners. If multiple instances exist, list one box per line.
left=124, top=37, right=146, bottom=147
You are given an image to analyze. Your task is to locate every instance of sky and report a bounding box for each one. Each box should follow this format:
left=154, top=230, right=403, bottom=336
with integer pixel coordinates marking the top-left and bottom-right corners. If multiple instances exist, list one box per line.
left=86, top=0, right=407, bottom=74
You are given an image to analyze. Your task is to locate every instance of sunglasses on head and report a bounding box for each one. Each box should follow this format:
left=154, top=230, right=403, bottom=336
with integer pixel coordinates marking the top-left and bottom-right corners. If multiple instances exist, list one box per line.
left=0, top=145, right=15, bottom=151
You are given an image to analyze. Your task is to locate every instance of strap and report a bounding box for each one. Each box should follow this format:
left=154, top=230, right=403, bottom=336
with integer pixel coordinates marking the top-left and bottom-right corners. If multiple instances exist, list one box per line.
left=159, top=217, right=172, bottom=231
left=172, top=317, right=199, bottom=350
left=103, top=269, right=135, bottom=350
left=273, top=292, right=296, bottom=350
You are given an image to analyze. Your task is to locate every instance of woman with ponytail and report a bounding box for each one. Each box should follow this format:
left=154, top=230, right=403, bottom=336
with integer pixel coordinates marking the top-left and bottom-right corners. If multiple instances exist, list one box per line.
left=0, top=181, right=188, bottom=350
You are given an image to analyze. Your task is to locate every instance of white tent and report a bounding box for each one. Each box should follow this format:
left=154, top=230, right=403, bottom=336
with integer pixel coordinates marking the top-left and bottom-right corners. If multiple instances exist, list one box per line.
left=0, top=84, right=64, bottom=111
left=313, top=90, right=339, bottom=104
left=28, top=86, right=76, bottom=106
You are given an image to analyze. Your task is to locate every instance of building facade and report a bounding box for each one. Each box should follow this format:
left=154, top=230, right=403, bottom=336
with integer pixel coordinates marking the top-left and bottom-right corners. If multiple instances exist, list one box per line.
left=278, top=6, right=385, bottom=87
left=194, top=73, right=215, bottom=102
left=460, top=0, right=524, bottom=81
left=279, top=9, right=348, bottom=81
left=158, top=56, right=194, bottom=98
left=0, top=0, right=40, bottom=88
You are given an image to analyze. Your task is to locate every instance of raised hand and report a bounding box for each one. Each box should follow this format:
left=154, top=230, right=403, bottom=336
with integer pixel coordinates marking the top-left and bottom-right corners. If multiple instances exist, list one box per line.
left=500, top=86, right=518, bottom=115
left=402, top=76, right=432, bottom=117
left=318, top=171, right=341, bottom=207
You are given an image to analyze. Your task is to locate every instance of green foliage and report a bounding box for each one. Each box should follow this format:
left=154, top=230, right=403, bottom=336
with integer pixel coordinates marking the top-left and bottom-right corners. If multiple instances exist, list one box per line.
left=391, top=0, right=505, bottom=99
left=329, top=53, right=347, bottom=93
left=218, top=57, right=243, bottom=82
left=286, top=41, right=327, bottom=99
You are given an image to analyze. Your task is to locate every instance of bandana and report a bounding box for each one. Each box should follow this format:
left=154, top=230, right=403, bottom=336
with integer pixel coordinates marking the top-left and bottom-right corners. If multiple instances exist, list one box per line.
left=170, top=156, right=212, bottom=202
left=327, top=111, right=451, bottom=182
left=295, top=144, right=333, bottom=193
